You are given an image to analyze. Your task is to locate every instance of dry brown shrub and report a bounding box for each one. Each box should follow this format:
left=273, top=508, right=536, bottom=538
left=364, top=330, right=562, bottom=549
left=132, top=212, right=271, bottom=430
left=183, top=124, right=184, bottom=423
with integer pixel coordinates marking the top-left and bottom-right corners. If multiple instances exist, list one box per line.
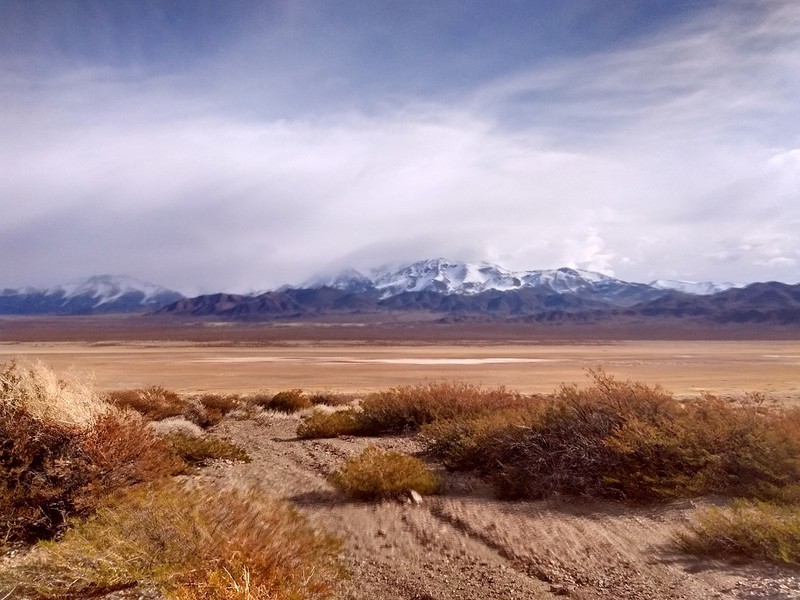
left=297, top=408, right=364, bottom=439
left=2, top=481, right=343, bottom=600
left=195, top=393, right=242, bottom=425
left=423, top=370, right=800, bottom=502
left=309, top=391, right=353, bottom=407
left=0, top=405, right=179, bottom=542
left=106, top=386, right=188, bottom=421
left=251, top=389, right=312, bottom=413
left=356, top=381, right=528, bottom=435
left=329, top=446, right=442, bottom=501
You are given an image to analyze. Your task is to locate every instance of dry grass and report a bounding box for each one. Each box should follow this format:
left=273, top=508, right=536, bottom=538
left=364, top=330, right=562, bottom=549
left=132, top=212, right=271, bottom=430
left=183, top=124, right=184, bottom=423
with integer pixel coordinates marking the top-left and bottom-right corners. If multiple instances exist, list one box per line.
left=2, top=480, right=343, bottom=600
left=0, top=360, right=108, bottom=428
left=676, top=500, right=800, bottom=565
left=0, top=361, right=180, bottom=542
left=329, top=446, right=442, bottom=501
left=309, top=391, right=354, bottom=407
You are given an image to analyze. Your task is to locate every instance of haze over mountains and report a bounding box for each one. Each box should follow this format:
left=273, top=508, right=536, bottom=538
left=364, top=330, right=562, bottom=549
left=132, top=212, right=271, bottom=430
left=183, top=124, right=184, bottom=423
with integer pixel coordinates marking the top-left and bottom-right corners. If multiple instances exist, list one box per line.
left=2, top=259, right=798, bottom=324
left=0, top=275, right=183, bottom=315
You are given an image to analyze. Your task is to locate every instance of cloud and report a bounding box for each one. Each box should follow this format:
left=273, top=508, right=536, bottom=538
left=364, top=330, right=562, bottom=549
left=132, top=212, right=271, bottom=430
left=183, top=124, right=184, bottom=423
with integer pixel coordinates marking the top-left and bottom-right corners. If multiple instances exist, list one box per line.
left=1, top=1, right=799, bottom=292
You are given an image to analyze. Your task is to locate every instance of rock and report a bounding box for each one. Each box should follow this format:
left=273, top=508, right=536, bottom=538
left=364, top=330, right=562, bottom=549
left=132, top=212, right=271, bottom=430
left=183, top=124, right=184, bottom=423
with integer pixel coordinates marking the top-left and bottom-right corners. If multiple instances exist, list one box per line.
left=409, top=490, right=423, bottom=505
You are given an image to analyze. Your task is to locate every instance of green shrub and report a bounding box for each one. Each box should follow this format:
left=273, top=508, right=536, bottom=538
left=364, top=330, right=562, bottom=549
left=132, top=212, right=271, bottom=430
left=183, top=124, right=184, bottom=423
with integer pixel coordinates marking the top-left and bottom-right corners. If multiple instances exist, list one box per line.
left=676, top=500, right=800, bottom=565
left=297, top=409, right=365, bottom=439
left=165, top=431, right=251, bottom=468
left=329, top=446, right=442, bottom=501
left=252, top=389, right=312, bottom=413
left=1, top=481, right=343, bottom=600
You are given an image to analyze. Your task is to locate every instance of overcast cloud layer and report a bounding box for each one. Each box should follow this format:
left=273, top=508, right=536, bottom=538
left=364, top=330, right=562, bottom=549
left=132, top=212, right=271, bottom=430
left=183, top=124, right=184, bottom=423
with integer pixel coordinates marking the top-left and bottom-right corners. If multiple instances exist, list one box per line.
left=2, top=0, right=799, bottom=294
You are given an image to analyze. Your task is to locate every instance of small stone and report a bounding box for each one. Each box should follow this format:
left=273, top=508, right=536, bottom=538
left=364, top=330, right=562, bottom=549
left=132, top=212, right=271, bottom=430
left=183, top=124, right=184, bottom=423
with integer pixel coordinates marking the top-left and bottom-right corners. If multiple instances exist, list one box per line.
left=409, top=489, right=423, bottom=505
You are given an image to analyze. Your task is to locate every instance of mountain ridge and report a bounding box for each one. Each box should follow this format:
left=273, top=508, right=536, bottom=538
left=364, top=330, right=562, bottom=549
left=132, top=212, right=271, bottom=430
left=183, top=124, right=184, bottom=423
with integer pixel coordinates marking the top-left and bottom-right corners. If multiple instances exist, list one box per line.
left=0, top=275, right=184, bottom=315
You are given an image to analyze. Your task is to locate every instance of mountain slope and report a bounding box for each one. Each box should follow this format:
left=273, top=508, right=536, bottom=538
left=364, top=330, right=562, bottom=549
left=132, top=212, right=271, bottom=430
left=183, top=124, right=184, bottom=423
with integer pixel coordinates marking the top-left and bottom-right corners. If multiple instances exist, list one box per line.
left=303, top=258, right=661, bottom=305
left=0, top=275, right=184, bottom=315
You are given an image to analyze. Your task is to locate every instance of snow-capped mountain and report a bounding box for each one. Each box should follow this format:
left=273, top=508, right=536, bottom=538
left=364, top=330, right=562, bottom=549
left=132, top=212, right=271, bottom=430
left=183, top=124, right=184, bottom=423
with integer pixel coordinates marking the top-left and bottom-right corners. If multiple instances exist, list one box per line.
left=303, top=258, right=652, bottom=302
left=649, top=279, right=739, bottom=296
left=0, top=275, right=184, bottom=315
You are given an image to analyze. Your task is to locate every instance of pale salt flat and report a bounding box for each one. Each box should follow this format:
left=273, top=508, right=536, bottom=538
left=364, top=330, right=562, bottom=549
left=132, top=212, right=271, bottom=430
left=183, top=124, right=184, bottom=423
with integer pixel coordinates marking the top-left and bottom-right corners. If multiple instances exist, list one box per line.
left=193, top=356, right=554, bottom=365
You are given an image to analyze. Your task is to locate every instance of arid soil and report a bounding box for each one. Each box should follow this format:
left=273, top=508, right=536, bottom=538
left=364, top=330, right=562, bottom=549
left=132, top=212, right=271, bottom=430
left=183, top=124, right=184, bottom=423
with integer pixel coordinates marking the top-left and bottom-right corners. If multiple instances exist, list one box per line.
left=192, top=412, right=800, bottom=600
left=1, top=339, right=799, bottom=401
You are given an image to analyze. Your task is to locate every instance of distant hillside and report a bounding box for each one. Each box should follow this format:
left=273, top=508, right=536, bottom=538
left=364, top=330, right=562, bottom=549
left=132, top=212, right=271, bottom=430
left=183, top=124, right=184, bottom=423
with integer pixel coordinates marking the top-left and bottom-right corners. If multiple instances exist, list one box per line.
left=0, top=275, right=184, bottom=315
left=155, top=260, right=799, bottom=325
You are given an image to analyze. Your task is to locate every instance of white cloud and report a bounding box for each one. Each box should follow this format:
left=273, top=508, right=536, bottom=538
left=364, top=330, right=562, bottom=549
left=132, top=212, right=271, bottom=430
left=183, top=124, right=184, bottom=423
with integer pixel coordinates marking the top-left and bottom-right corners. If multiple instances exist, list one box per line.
left=1, top=2, right=800, bottom=291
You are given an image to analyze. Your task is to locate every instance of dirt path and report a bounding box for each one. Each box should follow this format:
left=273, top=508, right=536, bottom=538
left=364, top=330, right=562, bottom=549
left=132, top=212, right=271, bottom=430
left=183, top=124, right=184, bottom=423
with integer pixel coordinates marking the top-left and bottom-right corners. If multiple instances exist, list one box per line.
left=201, top=413, right=800, bottom=600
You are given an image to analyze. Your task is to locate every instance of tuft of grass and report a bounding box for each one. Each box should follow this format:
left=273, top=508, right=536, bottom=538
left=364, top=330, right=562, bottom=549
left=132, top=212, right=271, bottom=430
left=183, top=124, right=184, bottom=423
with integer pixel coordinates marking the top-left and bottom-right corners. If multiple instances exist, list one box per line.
left=329, top=446, right=442, bottom=501
left=251, top=389, right=312, bottom=413
left=1, top=360, right=108, bottom=428
left=676, top=500, right=800, bottom=565
left=2, top=481, right=344, bottom=600
left=297, top=408, right=364, bottom=439
left=165, top=431, right=251, bottom=468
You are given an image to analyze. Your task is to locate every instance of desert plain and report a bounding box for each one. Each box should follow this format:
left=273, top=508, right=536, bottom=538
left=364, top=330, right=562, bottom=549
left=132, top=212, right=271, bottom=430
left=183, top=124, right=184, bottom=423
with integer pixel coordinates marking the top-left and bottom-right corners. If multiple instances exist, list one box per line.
left=3, top=316, right=800, bottom=600
left=1, top=317, right=799, bottom=401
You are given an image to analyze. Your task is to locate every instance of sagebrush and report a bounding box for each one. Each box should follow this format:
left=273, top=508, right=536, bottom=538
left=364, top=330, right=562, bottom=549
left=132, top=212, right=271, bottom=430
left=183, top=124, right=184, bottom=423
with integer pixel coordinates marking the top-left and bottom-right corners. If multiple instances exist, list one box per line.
left=329, top=446, right=442, bottom=501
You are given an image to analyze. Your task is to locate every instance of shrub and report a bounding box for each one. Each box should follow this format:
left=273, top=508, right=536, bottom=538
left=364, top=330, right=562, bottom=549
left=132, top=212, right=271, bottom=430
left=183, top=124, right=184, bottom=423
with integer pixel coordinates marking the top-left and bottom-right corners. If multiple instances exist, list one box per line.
left=329, top=446, right=442, bottom=501
left=309, top=391, right=352, bottom=407
left=676, top=500, right=800, bottom=565
left=355, top=381, right=528, bottom=435
left=165, top=431, right=251, bottom=468
left=252, top=389, right=312, bottom=413
left=196, top=393, right=242, bottom=425
left=106, top=386, right=188, bottom=421
left=422, top=370, right=800, bottom=502
left=297, top=409, right=364, bottom=439
left=1, top=481, right=343, bottom=600
left=0, top=404, right=179, bottom=542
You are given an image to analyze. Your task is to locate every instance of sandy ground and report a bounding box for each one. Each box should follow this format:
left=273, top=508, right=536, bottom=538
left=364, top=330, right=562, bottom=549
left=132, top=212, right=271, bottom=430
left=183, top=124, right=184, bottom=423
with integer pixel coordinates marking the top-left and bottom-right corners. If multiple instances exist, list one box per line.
left=189, top=412, right=800, bottom=600
left=1, top=340, right=799, bottom=400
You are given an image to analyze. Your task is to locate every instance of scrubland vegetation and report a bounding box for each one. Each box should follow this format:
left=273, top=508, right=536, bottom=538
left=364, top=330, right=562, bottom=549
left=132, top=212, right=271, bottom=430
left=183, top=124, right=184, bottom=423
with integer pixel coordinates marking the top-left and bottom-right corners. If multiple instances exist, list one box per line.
left=298, top=371, right=800, bottom=566
left=3, top=358, right=800, bottom=600
left=0, top=362, right=340, bottom=599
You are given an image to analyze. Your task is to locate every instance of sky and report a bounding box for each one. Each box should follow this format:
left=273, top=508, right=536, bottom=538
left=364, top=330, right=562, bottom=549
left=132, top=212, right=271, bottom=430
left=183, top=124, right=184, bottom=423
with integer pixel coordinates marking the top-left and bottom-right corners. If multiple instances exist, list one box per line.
left=1, top=0, right=799, bottom=295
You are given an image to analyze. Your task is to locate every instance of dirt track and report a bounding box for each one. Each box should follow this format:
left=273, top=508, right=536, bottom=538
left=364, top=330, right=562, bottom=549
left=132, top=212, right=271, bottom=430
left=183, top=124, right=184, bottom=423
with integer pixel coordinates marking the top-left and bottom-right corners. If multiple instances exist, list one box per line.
left=198, top=413, right=800, bottom=600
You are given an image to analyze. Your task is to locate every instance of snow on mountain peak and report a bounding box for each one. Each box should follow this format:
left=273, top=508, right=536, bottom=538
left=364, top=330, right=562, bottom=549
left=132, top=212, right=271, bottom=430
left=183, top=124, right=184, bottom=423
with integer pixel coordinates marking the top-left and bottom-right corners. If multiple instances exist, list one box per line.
left=302, top=259, right=628, bottom=299
left=46, top=275, right=178, bottom=307
left=648, top=280, right=738, bottom=295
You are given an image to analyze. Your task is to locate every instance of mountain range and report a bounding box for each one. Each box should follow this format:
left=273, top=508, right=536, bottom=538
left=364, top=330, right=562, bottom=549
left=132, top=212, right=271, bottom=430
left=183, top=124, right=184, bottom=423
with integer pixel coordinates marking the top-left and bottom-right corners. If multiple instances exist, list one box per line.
left=0, top=275, right=184, bottom=315
left=3, top=260, right=798, bottom=325
left=156, top=259, right=800, bottom=325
